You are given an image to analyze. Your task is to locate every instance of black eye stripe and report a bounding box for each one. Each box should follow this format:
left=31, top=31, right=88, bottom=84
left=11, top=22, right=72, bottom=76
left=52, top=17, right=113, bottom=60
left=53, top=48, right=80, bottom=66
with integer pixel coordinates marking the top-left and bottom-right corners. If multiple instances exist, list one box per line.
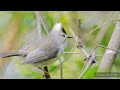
left=61, top=27, right=67, bottom=35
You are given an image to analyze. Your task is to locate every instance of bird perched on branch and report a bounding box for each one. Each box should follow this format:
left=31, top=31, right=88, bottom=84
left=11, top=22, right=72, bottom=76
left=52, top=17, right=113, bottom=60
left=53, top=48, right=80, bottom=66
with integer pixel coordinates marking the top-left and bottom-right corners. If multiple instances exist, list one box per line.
left=0, top=22, right=72, bottom=79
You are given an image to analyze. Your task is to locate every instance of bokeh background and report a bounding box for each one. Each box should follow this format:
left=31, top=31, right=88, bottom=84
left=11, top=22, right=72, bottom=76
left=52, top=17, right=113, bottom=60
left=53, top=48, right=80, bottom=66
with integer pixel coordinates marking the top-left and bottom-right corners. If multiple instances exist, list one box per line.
left=0, top=11, right=120, bottom=79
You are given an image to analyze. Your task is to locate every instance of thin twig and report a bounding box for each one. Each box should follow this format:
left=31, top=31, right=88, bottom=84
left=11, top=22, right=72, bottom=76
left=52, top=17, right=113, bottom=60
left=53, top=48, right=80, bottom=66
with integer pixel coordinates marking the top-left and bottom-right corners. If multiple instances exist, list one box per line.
left=59, top=57, right=63, bottom=79
left=81, top=12, right=119, bottom=41
left=77, top=50, right=96, bottom=79
left=63, top=44, right=77, bottom=62
left=69, top=28, right=89, bottom=58
left=51, top=44, right=78, bottom=78
left=63, top=52, right=83, bottom=54
left=81, top=22, right=108, bottom=41
left=96, top=55, right=103, bottom=57
left=78, top=43, right=120, bottom=79
left=64, top=51, right=103, bottom=57
left=95, top=12, right=116, bottom=44
left=39, top=12, right=49, bottom=35
left=77, top=37, right=97, bottom=79
left=96, top=45, right=120, bottom=53
left=35, top=11, right=42, bottom=39
left=69, top=21, right=97, bottom=79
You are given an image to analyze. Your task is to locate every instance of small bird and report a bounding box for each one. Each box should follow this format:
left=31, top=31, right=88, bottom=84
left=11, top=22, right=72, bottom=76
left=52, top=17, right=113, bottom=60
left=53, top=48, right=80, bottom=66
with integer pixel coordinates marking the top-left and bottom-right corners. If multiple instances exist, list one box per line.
left=0, top=22, right=72, bottom=79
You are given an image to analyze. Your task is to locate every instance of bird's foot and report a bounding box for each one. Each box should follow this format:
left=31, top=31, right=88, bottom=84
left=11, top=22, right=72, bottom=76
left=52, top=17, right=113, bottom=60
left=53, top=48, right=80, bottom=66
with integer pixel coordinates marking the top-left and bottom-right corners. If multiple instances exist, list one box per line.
left=38, top=67, right=51, bottom=79
left=43, top=72, right=51, bottom=79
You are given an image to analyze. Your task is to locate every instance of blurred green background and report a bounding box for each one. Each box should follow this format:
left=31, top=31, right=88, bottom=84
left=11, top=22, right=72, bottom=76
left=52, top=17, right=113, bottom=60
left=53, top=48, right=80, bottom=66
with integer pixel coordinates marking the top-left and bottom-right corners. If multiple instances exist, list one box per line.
left=0, top=11, right=120, bottom=79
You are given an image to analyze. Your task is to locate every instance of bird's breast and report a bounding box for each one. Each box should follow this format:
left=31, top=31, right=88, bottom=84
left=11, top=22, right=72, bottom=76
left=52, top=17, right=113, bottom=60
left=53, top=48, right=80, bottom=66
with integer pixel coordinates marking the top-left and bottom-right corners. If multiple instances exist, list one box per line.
left=33, top=58, right=57, bottom=67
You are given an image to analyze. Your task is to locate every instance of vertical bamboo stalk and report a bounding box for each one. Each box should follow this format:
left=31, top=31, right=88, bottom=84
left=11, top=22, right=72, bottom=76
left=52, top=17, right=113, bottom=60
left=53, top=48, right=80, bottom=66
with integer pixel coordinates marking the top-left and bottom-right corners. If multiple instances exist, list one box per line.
left=98, top=15, right=120, bottom=72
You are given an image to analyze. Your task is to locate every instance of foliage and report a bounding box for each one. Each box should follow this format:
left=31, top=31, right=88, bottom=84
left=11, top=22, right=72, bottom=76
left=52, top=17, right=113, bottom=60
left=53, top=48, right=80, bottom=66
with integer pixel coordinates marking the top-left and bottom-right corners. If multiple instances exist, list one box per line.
left=0, top=11, right=119, bottom=79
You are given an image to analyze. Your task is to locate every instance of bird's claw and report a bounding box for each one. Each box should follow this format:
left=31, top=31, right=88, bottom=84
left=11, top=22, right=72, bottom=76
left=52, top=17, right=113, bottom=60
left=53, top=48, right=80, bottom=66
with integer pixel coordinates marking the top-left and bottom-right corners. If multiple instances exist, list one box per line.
left=43, top=73, right=51, bottom=79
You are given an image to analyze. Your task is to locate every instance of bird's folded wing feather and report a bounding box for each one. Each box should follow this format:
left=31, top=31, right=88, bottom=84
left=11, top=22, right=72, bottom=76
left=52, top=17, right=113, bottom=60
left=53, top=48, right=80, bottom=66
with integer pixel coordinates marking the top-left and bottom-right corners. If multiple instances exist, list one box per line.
left=22, top=41, right=59, bottom=64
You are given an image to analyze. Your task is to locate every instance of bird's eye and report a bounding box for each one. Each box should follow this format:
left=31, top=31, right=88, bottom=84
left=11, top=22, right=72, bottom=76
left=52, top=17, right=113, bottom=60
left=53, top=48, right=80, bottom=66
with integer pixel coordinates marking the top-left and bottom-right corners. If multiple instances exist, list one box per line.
left=60, top=34, right=65, bottom=37
left=62, top=34, right=65, bottom=37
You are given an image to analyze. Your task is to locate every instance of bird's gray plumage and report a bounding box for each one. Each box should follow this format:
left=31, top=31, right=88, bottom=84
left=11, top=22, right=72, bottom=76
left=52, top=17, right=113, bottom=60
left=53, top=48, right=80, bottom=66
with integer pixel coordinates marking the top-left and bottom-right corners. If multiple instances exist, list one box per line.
left=0, top=22, right=71, bottom=67
left=22, top=37, right=59, bottom=66
left=0, top=52, right=22, bottom=58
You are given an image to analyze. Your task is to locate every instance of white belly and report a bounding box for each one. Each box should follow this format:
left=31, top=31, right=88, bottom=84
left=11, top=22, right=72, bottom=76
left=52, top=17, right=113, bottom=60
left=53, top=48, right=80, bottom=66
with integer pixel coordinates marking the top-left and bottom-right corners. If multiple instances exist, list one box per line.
left=33, top=58, right=57, bottom=67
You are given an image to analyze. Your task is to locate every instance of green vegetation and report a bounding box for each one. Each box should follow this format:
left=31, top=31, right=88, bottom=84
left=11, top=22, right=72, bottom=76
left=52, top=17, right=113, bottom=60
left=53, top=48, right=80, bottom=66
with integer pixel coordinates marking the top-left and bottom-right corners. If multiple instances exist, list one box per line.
left=0, top=11, right=119, bottom=79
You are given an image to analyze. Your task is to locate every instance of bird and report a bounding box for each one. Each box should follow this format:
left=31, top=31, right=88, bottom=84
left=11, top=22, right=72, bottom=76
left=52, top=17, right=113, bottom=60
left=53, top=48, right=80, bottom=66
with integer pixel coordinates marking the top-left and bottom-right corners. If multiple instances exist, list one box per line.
left=0, top=22, right=72, bottom=79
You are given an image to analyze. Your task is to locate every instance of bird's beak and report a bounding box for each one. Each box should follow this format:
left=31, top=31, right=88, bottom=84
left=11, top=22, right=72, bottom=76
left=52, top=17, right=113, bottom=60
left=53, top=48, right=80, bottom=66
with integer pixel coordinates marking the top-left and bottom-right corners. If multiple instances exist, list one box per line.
left=67, top=36, right=73, bottom=38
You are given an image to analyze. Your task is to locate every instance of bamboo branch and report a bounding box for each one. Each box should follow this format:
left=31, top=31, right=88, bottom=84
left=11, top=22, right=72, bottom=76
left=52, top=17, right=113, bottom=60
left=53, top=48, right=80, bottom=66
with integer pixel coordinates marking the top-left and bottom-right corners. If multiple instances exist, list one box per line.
left=77, top=50, right=96, bottom=79
left=63, top=52, right=83, bottom=54
left=69, top=18, right=98, bottom=79
left=97, top=15, right=120, bottom=73
left=35, top=11, right=42, bottom=39
left=70, top=27, right=93, bottom=56
left=59, top=57, right=63, bottom=79
left=69, top=28, right=96, bottom=79
left=81, top=12, right=119, bottom=41
left=69, top=28, right=89, bottom=58
left=51, top=44, right=77, bottom=77
left=39, top=12, right=49, bottom=35
left=35, top=11, right=49, bottom=35
left=64, top=52, right=103, bottom=57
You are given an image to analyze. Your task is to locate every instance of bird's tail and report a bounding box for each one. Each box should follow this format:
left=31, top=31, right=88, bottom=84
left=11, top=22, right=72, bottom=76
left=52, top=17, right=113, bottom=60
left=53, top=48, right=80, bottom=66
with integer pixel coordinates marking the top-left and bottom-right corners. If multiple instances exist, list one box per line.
left=0, top=52, right=22, bottom=58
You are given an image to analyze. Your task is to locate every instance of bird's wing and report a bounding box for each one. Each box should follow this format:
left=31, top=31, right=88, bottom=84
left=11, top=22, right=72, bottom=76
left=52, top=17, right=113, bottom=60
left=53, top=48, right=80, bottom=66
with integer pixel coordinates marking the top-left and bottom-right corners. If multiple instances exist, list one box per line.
left=22, top=41, right=59, bottom=64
